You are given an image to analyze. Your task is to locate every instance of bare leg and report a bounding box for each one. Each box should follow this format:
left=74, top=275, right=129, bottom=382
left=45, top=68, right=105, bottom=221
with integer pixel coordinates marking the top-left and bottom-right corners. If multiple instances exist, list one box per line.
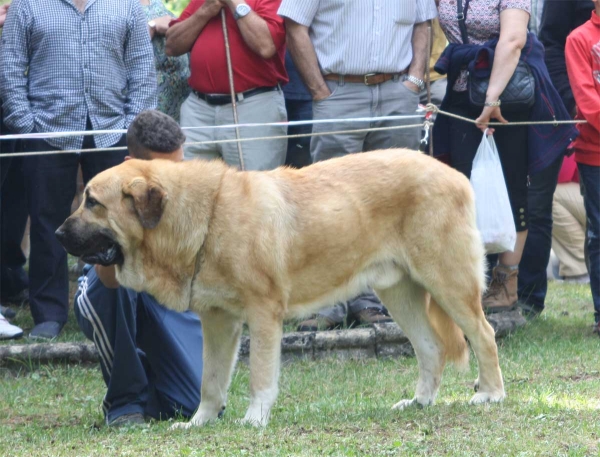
left=376, top=280, right=446, bottom=410
left=499, top=230, right=528, bottom=266
left=171, top=308, right=243, bottom=429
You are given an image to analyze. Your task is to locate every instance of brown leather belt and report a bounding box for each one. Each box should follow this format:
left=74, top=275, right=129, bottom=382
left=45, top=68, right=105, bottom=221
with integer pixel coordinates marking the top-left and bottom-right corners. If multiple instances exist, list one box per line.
left=323, top=71, right=407, bottom=86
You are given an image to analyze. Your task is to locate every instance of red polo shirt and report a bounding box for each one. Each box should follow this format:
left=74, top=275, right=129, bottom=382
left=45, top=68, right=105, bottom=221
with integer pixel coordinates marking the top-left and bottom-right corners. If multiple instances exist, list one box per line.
left=172, top=0, right=288, bottom=95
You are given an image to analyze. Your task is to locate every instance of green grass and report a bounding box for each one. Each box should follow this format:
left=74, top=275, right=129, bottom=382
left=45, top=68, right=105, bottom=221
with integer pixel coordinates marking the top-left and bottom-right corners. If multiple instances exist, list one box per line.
left=1, top=282, right=599, bottom=456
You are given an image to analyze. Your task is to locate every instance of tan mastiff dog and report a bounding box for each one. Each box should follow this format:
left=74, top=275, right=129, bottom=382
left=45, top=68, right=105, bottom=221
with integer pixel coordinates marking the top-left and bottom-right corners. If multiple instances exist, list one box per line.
left=56, top=149, right=505, bottom=428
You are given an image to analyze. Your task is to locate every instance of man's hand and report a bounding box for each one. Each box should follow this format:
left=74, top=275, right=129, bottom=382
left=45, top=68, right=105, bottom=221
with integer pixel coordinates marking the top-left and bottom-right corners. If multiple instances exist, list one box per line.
left=95, top=265, right=120, bottom=289
left=312, top=83, right=332, bottom=101
left=149, top=15, right=173, bottom=39
left=0, top=3, right=10, bottom=28
left=403, top=80, right=421, bottom=94
left=202, top=0, right=224, bottom=18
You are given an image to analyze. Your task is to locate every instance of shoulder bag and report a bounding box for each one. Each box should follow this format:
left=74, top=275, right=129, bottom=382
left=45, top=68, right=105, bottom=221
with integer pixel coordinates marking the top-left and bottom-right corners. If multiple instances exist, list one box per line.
left=457, top=0, right=535, bottom=111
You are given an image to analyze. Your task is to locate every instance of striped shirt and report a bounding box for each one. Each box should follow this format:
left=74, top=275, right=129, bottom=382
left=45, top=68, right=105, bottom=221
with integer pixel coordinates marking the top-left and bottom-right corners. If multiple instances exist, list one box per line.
left=0, top=0, right=157, bottom=150
left=278, top=0, right=438, bottom=75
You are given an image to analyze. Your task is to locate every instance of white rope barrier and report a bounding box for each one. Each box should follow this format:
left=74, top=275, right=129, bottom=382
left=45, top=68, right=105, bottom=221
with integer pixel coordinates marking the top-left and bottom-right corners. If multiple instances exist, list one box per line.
left=0, top=113, right=427, bottom=141
left=0, top=124, right=425, bottom=158
left=0, top=104, right=587, bottom=158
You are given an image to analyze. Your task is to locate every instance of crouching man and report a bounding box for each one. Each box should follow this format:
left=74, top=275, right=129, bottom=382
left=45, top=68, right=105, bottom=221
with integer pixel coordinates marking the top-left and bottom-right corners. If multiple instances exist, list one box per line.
left=74, top=111, right=203, bottom=427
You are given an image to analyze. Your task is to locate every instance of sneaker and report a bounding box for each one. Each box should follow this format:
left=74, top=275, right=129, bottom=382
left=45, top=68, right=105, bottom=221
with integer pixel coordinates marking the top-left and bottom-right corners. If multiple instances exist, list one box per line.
left=296, top=315, right=341, bottom=332
left=349, top=307, right=393, bottom=327
left=593, top=322, right=600, bottom=336
left=107, top=413, right=146, bottom=428
left=483, top=265, right=518, bottom=314
left=28, top=321, right=64, bottom=341
left=0, top=304, right=17, bottom=320
left=0, top=312, right=23, bottom=340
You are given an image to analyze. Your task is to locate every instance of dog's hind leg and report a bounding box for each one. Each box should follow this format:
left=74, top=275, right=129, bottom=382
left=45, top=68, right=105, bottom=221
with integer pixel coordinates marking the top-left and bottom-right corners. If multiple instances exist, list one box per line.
left=171, top=307, right=243, bottom=430
left=375, top=279, right=446, bottom=410
left=422, top=258, right=505, bottom=405
left=241, top=304, right=284, bottom=427
left=431, top=287, right=505, bottom=405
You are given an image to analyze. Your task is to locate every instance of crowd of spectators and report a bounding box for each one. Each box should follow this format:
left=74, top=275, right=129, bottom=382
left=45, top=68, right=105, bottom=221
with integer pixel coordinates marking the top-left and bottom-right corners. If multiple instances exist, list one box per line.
left=0, top=0, right=598, bottom=426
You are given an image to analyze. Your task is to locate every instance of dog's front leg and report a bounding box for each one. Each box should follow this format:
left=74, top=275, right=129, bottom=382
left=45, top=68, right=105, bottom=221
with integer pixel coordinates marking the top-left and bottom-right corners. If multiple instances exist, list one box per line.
left=171, top=308, right=243, bottom=430
left=241, top=307, right=284, bottom=427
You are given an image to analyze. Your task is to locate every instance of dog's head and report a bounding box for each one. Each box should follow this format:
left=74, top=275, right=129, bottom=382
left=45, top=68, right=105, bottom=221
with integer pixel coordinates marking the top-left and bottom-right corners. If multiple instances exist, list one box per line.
left=55, top=160, right=168, bottom=267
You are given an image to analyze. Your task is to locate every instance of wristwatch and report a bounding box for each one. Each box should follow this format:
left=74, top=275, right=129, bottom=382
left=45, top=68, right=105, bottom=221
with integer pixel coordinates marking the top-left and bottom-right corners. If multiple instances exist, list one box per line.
left=148, top=20, right=156, bottom=29
left=234, top=3, right=252, bottom=20
left=404, top=74, right=425, bottom=91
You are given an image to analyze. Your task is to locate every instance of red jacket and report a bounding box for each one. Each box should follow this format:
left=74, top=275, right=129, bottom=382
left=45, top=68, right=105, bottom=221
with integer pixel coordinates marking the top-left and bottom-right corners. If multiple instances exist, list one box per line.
left=565, top=11, right=600, bottom=166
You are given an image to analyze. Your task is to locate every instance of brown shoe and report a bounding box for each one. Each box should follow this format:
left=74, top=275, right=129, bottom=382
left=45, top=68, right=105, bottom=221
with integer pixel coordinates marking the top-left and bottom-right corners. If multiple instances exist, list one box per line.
left=483, top=265, right=518, bottom=314
left=350, top=307, right=393, bottom=327
left=296, top=315, right=341, bottom=332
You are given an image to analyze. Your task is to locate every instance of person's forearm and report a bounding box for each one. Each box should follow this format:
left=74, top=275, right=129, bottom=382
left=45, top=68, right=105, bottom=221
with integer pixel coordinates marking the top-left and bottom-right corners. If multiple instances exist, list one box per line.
left=165, top=5, right=217, bottom=57
left=285, top=19, right=329, bottom=101
left=226, top=0, right=276, bottom=59
left=408, top=21, right=430, bottom=80
left=486, top=39, right=522, bottom=102
left=95, top=265, right=120, bottom=289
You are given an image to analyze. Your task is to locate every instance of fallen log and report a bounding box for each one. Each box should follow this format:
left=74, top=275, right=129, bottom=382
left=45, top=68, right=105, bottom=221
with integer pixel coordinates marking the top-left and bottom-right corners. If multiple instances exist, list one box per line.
left=0, top=311, right=526, bottom=366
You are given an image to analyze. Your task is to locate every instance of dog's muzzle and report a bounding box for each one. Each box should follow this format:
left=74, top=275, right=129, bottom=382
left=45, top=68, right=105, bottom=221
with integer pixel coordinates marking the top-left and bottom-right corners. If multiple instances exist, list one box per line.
left=55, top=219, right=124, bottom=267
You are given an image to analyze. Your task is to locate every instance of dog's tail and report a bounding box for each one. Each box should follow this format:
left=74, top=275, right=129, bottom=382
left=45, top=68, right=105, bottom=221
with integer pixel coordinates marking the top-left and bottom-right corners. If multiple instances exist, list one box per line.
left=428, top=296, right=470, bottom=371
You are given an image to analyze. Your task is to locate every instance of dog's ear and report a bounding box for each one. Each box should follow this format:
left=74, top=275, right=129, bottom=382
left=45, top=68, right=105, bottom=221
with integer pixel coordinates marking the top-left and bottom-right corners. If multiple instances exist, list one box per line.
left=123, top=177, right=167, bottom=229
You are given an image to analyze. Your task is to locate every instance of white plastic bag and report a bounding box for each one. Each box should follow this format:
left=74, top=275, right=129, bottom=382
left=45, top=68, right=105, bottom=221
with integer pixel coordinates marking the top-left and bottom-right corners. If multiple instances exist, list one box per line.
left=470, top=130, right=517, bottom=254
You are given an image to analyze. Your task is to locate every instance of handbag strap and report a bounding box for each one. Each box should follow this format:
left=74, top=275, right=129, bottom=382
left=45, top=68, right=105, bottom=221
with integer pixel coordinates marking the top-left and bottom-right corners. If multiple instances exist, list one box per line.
left=456, top=0, right=470, bottom=44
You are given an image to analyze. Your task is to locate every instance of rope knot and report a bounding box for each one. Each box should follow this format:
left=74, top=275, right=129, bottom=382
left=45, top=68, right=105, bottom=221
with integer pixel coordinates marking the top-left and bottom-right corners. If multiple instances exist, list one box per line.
left=424, top=103, right=439, bottom=114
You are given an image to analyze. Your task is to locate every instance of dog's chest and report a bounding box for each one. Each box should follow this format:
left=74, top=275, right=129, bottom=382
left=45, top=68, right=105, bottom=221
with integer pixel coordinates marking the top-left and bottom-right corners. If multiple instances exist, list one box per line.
left=190, top=279, right=243, bottom=314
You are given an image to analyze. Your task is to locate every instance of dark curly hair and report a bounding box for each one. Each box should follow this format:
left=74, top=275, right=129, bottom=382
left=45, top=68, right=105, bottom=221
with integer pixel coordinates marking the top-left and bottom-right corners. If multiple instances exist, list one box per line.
left=127, top=110, right=186, bottom=160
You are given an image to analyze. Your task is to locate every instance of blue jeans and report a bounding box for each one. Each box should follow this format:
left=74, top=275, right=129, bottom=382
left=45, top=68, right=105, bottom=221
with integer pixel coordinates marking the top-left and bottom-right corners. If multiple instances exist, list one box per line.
left=0, top=157, right=29, bottom=299
left=23, top=130, right=127, bottom=324
left=578, top=163, right=600, bottom=323
left=517, top=155, right=563, bottom=310
left=0, top=107, right=29, bottom=300
left=284, top=98, right=313, bottom=169
left=74, top=267, right=203, bottom=423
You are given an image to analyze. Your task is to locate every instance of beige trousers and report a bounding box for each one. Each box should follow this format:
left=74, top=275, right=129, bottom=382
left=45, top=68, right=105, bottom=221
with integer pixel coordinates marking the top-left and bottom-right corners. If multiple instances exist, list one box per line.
left=552, top=182, right=587, bottom=277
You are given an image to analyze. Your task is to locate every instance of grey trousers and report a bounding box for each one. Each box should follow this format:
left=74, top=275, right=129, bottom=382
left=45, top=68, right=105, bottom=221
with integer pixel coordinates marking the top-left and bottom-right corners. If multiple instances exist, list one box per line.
left=311, top=77, right=421, bottom=162
left=311, top=78, right=421, bottom=323
left=180, top=90, right=287, bottom=170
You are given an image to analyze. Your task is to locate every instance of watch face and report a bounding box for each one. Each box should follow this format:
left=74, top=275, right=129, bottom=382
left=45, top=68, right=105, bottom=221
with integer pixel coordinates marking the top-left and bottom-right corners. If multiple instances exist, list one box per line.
left=236, top=4, right=251, bottom=17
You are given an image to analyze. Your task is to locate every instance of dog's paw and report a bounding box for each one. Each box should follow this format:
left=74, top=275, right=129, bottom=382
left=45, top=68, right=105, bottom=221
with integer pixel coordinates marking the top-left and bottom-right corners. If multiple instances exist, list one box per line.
left=392, top=398, right=417, bottom=411
left=239, top=413, right=269, bottom=427
left=469, top=390, right=505, bottom=405
left=392, top=397, right=433, bottom=411
left=236, top=417, right=267, bottom=428
left=169, top=421, right=193, bottom=431
left=473, top=378, right=480, bottom=392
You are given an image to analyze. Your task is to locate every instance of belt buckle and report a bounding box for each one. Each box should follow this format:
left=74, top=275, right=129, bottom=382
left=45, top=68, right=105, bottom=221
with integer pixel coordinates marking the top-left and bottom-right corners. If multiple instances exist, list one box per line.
left=364, top=73, right=377, bottom=86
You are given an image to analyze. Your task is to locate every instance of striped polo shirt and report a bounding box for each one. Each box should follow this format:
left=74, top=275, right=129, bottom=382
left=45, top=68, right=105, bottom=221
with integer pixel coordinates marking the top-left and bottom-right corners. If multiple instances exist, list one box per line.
left=278, top=0, right=438, bottom=75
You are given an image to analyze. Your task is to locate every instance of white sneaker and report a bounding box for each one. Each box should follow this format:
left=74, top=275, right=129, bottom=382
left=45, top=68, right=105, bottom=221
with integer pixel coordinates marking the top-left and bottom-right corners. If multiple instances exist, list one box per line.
left=0, top=312, right=23, bottom=340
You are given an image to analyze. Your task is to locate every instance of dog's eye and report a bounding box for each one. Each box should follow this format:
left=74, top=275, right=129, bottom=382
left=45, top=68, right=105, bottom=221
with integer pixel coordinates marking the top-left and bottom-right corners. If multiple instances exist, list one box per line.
left=86, top=197, right=99, bottom=208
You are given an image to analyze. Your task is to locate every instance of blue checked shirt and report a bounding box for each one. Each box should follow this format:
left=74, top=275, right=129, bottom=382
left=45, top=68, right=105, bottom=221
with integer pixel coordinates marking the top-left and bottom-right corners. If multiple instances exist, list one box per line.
left=0, top=0, right=157, bottom=150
